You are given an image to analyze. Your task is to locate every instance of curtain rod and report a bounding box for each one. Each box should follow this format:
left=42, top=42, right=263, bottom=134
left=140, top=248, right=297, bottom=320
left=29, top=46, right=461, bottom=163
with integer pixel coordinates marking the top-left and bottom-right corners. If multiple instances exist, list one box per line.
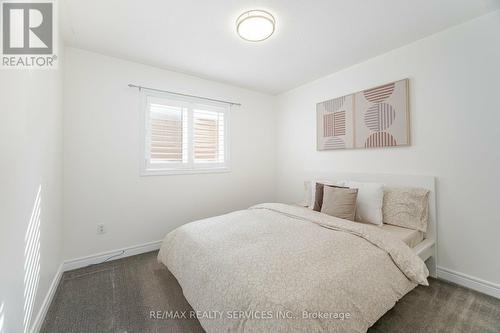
left=128, top=84, right=242, bottom=106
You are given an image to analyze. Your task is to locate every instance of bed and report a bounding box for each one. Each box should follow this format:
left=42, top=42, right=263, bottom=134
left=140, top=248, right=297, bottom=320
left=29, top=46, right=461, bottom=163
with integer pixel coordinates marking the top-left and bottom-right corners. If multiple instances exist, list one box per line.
left=158, top=173, right=437, bottom=333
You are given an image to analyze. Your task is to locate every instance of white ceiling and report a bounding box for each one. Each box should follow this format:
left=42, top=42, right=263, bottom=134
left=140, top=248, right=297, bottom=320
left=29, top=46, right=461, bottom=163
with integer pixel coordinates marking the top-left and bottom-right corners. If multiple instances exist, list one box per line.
left=62, top=0, right=499, bottom=94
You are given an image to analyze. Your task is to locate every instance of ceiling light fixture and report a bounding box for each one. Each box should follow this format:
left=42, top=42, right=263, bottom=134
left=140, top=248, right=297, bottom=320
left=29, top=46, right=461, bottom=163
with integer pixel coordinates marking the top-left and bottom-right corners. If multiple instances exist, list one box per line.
left=236, top=10, right=275, bottom=42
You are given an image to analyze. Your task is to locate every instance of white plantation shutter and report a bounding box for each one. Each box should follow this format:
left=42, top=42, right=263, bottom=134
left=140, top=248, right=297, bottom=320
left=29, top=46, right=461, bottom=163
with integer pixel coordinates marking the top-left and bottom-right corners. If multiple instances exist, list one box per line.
left=193, top=110, right=225, bottom=163
left=149, top=104, right=186, bottom=163
left=143, top=92, right=229, bottom=174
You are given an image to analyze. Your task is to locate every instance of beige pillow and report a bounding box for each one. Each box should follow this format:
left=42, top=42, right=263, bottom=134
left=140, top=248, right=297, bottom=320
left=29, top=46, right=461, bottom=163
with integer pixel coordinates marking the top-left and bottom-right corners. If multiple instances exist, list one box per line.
left=313, top=182, right=348, bottom=212
left=321, top=186, right=358, bottom=221
left=383, top=187, right=430, bottom=232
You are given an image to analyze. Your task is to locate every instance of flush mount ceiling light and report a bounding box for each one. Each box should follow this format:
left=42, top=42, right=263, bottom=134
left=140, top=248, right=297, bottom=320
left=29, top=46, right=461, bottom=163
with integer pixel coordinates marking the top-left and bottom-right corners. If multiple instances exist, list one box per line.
left=236, top=10, right=275, bottom=42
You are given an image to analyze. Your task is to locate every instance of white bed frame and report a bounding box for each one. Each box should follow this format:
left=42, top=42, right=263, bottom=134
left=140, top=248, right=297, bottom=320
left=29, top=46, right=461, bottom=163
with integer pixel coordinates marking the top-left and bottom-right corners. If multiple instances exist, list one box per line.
left=305, top=173, right=437, bottom=277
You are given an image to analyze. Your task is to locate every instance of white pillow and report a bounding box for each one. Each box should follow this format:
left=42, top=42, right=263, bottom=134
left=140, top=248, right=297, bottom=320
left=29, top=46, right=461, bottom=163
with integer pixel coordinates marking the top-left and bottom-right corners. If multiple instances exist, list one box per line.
left=342, top=180, right=385, bottom=225
left=302, top=181, right=313, bottom=208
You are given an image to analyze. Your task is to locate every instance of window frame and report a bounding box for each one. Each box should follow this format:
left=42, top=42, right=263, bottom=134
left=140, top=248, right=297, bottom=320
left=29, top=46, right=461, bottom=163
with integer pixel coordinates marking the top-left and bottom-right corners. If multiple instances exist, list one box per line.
left=140, top=90, right=231, bottom=176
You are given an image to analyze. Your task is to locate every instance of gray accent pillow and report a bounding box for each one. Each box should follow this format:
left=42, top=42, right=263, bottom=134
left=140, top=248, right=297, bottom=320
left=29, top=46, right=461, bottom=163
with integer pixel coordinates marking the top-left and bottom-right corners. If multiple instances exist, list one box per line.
left=320, top=186, right=358, bottom=221
left=383, top=187, right=430, bottom=232
left=313, top=182, right=347, bottom=212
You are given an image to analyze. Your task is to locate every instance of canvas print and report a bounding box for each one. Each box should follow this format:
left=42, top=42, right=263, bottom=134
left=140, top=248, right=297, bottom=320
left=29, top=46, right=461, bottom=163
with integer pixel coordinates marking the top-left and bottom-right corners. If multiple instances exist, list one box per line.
left=317, top=79, right=409, bottom=150
left=354, top=79, right=409, bottom=148
left=316, top=95, right=354, bottom=150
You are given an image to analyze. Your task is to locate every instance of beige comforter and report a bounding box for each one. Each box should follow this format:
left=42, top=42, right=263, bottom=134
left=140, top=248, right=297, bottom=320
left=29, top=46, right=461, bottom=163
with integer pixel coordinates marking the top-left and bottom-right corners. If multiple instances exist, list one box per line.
left=158, top=203, right=429, bottom=333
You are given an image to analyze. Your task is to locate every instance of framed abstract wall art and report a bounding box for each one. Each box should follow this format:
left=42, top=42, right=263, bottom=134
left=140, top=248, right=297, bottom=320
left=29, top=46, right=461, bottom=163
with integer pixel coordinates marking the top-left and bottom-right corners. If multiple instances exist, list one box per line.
left=317, top=79, right=410, bottom=150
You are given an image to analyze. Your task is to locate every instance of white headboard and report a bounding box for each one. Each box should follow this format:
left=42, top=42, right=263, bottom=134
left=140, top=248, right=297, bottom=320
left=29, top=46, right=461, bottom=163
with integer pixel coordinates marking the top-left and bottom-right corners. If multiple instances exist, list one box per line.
left=305, top=172, right=437, bottom=242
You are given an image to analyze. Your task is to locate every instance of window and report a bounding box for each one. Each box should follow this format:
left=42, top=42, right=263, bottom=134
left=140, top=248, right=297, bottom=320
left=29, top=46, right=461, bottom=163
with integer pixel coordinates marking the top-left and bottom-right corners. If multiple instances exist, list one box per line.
left=142, top=91, right=230, bottom=175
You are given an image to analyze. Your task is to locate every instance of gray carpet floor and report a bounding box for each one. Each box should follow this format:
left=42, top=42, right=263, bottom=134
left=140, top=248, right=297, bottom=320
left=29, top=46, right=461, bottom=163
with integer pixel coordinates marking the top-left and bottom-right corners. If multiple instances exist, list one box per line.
left=41, top=251, right=500, bottom=333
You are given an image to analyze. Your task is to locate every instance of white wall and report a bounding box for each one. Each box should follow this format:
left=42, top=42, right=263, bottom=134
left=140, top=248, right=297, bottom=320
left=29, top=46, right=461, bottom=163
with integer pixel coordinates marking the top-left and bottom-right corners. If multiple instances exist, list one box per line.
left=274, top=11, right=500, bottom=286
left=0, top=48, right=64, bottom=333
left=63, top=48, right=276, bottom=260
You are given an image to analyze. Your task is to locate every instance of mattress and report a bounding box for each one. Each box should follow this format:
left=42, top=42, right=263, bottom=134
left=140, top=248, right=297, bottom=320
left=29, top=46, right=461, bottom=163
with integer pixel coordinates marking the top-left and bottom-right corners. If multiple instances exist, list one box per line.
left=380, top=223, right=424, bottom=248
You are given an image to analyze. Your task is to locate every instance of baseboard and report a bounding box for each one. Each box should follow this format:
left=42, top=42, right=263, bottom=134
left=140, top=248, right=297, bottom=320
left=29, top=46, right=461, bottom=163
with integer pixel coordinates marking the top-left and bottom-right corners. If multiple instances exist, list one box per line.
left=30, top=263, right=64, bottom=333
left=63, top=240, right=163, bottom=272
left=437, top=266, right=500, bottom=299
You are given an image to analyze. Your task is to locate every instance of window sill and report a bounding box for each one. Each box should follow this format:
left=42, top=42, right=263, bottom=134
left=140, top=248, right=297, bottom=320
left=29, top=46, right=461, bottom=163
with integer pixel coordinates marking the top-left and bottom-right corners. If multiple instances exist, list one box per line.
left=140, top=167, right=231, bottom=176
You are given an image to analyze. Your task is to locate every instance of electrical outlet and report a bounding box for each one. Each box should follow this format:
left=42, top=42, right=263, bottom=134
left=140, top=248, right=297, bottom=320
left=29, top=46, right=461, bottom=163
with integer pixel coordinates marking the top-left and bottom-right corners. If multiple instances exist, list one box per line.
left=97, top=224, right=106, bottom=234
